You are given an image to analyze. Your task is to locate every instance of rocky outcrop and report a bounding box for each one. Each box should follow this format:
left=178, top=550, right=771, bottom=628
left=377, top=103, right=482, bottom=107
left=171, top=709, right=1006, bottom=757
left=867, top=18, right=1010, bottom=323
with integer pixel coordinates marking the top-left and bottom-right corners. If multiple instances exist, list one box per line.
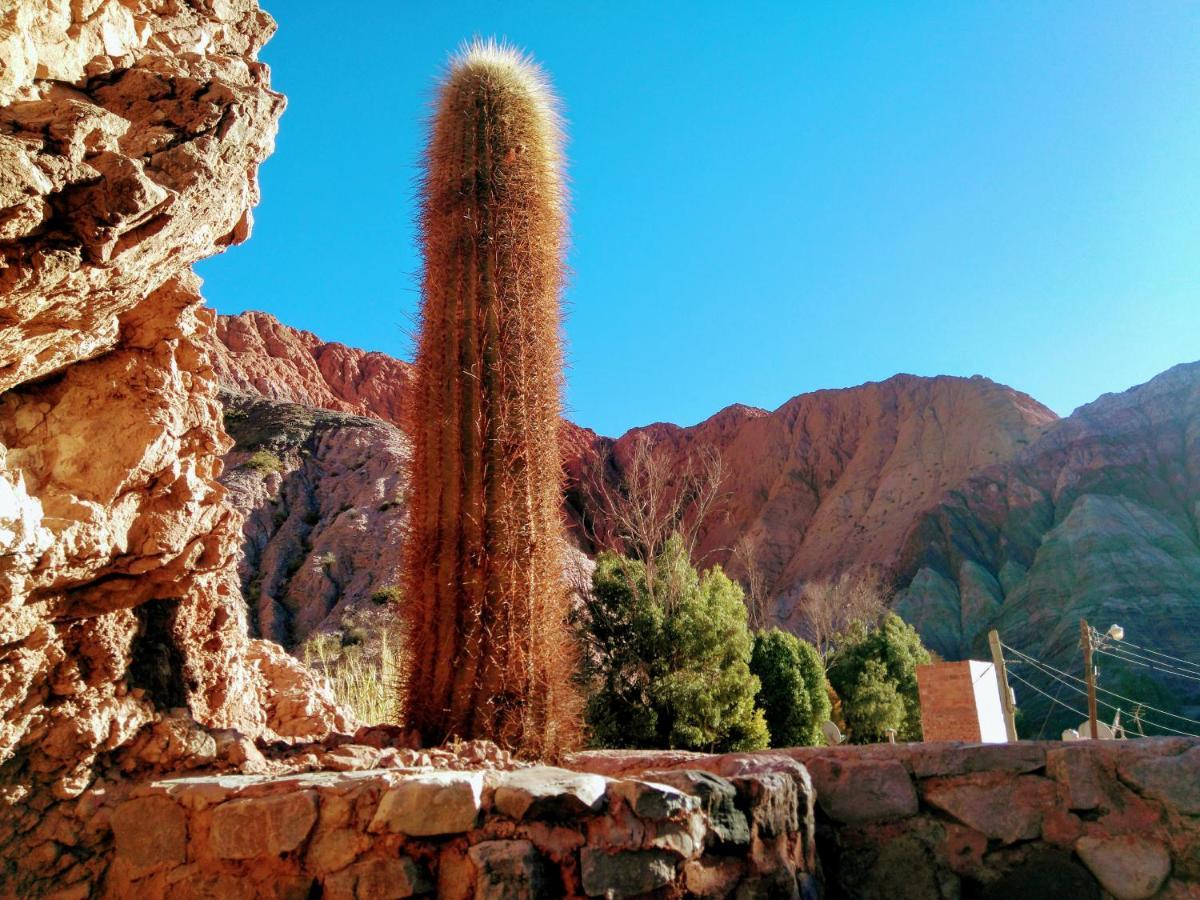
left=610, top=374, right=1057, bottom=622
left=0, top=1, right=347, bottom=892
left=219, top=390, right=409, bottom=648
left=210, top=311, right=415, bottom=429
left=571, top=738, right=1200, bottom=899
left=894, top=362, right=1200, bottom=729
left=209, top=309, right=602, bottom=458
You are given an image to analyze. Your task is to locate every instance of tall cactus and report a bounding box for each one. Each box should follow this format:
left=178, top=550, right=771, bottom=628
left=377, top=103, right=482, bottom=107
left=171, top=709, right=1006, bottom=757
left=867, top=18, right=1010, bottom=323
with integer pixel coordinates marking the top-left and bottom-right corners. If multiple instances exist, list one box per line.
left=401, top=40, right=576, bottom=754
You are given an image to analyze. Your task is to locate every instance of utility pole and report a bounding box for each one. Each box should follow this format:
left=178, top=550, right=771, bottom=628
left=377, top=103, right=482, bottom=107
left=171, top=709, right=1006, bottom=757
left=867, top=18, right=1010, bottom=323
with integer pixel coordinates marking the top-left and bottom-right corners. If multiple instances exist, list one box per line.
left=988, top=629, right=1019, bottom=742
left=1080, top=618, right=1099, bottom=739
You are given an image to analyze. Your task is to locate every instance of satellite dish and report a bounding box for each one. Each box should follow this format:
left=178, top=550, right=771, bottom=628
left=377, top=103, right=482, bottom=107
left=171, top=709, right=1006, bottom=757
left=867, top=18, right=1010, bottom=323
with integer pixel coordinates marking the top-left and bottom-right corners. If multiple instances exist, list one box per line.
left=1062, top=729, right=1080, bottom=741
left=1075, top=721, right=1116, bottom=740
left=821, top=721, right=845, bottom=745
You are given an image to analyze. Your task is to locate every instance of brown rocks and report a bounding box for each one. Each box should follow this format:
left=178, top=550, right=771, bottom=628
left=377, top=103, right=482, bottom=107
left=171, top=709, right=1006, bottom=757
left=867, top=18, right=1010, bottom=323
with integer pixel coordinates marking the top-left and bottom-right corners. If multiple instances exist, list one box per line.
left=110, top=795, right=188, bottom=877
left=922, top=772, right=1057, bottom=844
left=1075, top=835, right=1172, bottom=900
left=97, top=757, right=819, bottom=897
left=0, top=0, right=361, bottom=892
left=804, top=757, right=918, bottom=825
left=469, top=840, right=546, bottom=900
left=368, top=771, right=484, bottom=836
left=579, top=848, right=677, bottom=897
left=1119, top=745, right=1200, bottom=815
left=210, top=790, right=319, bottom=859
left=492, top=767, right=608, bottom=821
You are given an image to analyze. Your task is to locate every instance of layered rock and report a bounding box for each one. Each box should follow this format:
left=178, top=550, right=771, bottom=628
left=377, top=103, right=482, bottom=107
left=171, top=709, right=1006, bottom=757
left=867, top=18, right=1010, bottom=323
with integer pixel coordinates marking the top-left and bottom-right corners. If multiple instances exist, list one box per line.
left=209, top=317, right=1057, bottom=625
left=895, top=362, right=1200, bottom=728
left=0, top=1, right=346, bottom=892
left=606, top=374, right=1057, bottom=622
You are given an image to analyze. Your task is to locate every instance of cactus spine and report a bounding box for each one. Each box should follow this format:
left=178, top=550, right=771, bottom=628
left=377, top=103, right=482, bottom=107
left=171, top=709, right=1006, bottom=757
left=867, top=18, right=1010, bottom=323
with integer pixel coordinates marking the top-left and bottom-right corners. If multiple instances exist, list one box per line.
left=401, top=40, right=575, bottom=754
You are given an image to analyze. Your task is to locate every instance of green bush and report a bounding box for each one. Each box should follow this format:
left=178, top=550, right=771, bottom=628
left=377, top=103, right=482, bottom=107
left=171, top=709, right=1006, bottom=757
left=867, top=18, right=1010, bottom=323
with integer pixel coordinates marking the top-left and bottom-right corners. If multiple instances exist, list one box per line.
left=750, top=628, right=830, bottom=747
left=827, top=613, right=931, bottom=743
left=371, top=585, right=403, bottom=605
left=575, top=534, right=768, bottom=752
left=244, top=450, right=282, bottom=474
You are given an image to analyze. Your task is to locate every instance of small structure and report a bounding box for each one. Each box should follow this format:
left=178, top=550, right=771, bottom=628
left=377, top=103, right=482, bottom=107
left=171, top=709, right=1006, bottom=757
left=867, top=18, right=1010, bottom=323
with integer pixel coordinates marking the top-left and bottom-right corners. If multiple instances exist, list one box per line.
left=916, top=660, right=1009, bottom=743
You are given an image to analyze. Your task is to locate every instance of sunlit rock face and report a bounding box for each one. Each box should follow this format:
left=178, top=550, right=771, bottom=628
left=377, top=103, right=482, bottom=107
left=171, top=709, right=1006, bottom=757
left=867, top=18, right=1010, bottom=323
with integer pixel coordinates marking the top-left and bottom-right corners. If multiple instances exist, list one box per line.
left=0, top=2, right=347, bottom=891
left=895, top=361, right=1200, bottom=728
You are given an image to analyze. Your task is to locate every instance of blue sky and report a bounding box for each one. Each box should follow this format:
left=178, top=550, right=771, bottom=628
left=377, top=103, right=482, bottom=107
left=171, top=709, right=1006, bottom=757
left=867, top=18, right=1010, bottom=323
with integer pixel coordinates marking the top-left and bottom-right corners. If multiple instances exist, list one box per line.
left=197, top=2, right=1200, bottom=437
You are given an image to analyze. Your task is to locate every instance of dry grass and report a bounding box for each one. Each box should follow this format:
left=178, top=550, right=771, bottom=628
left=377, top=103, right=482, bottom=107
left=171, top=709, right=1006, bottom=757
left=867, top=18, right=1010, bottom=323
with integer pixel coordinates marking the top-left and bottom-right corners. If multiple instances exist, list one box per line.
left=304, top=629, right=404, bottom=725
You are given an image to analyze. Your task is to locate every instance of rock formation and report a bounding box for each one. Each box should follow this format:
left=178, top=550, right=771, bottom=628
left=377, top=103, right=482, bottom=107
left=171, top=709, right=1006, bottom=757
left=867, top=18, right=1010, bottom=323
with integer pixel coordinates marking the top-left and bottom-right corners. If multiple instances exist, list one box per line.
left=895, top=361, right=1200, bottom=729
left=209, top=317, right=1059, bottom=630
left=606, top=374, right=1058, bottom=624
left=220, top=391, right=408, bottom=648
left=0, top=2, right=345, bottom=890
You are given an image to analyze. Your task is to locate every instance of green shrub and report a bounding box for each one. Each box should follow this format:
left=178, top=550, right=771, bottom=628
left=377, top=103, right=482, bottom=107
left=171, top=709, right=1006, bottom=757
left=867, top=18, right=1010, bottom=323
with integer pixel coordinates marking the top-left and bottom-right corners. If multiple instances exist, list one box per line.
left=750, top=628, right=830, bottom=747
left=371, top=585, right=403, bottom=605
left=244, top=450, right=282, bottom=474
left=827, top=613, right=931, bottom=742
left=575, top=534, right=768, bottom=752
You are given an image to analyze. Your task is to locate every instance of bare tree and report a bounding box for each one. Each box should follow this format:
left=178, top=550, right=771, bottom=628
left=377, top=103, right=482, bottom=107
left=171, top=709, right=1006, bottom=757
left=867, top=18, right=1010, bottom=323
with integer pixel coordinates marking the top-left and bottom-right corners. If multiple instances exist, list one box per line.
left=796, top=568, right=890, bottom=665
left=581, top=433, right=727, bottom=600
left=730, top=533, right=771, bottom=632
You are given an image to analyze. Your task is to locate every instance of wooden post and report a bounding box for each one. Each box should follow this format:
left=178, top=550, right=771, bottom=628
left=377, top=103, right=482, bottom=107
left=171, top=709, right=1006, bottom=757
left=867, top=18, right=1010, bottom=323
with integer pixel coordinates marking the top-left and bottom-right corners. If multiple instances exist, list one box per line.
left=1081, top=618, right=1099, bottom=739
left=988, top=629, right=1019, bottom=742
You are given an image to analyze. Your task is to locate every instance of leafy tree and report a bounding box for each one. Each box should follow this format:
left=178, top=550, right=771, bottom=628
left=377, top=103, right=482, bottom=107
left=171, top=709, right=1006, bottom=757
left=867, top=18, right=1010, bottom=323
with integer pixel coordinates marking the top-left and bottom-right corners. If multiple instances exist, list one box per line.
left=576, top=534, right=769, bottom=752
left=750, top=628, right=831, bottom=747
left=827, top=613, right=931, bottom=742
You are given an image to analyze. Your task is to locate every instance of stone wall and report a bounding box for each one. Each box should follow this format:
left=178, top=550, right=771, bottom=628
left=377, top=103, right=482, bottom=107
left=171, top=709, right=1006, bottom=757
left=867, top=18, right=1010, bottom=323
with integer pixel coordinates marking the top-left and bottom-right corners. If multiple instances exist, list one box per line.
left=572, top=738, right=1200, bottom=900
left=100, top=755, right=817, bottom=898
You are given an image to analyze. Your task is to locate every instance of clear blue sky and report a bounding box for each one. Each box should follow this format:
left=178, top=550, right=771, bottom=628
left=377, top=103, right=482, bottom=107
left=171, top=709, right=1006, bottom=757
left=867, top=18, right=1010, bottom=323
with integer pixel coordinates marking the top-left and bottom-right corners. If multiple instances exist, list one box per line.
left=197, top=2, right=1200, bottom=437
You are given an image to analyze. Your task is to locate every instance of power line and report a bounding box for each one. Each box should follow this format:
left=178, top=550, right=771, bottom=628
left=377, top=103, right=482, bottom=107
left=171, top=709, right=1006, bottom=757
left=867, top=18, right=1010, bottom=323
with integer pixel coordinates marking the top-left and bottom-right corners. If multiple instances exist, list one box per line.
left=1107, top=635, right=1200, bottom=673
left=1008, top=657, right=1199, bottom=738
left=1006, top=669, right=1089, bottom=722
left=1003, top=643, right=1200, bottom=727
left=1093, top=646, right=1200, bottom=684
left=1002, top=644, right=1200, bottom=738
left=1095, top=642, right=1200, bottom=679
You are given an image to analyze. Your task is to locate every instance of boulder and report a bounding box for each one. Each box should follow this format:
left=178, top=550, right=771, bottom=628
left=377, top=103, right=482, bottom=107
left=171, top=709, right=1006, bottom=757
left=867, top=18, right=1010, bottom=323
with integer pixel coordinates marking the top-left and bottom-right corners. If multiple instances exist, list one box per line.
left=922, top=773, right=1055, bottom=844
left=110, top=796, right=188, bottom=877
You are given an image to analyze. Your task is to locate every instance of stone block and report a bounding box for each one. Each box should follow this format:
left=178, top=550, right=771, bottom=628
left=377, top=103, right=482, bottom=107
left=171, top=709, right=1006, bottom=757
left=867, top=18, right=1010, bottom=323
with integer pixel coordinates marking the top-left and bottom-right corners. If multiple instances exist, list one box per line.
left=110, top=795, right=187, bottom=877
left=1076, top=835, right=1171, bottom=900
left=369, top=771, right=483, bottom=836
left=922, top=773, right=1055, bottom=844
left=580, top=848, right=677, bottom=897
left=491, top=767, right=607, bottom=821
left=1119, top=746, right=1200, bottom=815
left=209, top=790, right=319, bottom=859
left=804, top=757, right=918, bottom=826
left=732, top=772, right=801, bottom=839
left=644, top=769, right=750, bottom=849
left=468, top=839, right=545, bottom=899
left=608, top=779, right=696, bottom=819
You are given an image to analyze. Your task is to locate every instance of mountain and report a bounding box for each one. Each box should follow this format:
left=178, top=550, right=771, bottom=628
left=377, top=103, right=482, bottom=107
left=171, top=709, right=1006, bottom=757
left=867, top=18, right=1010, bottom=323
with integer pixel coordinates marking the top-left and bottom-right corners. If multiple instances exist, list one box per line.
left=894, top=361, right=1200, bottom=730
left=207, top=313, right=1056, bottom=643
left=609, top=374, right=1058, bottom=625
